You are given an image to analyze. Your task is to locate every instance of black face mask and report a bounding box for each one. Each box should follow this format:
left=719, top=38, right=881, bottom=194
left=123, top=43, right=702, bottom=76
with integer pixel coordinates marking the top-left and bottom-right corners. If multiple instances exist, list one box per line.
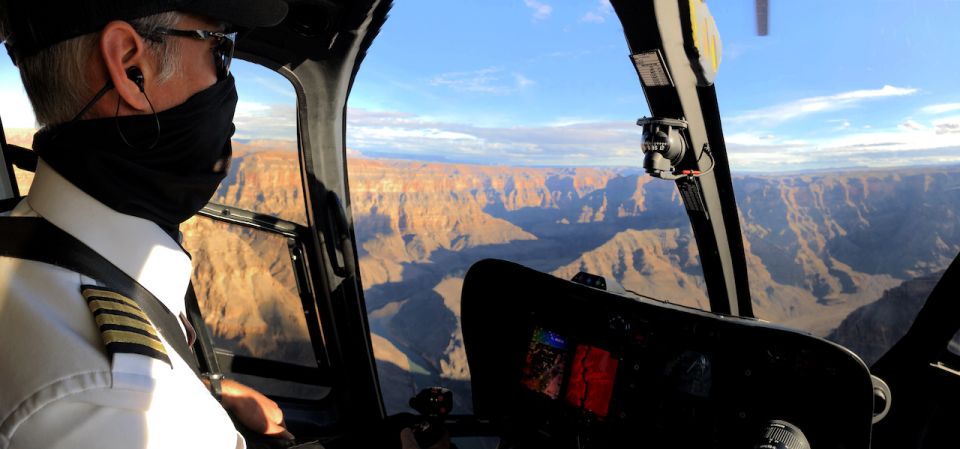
left=33, top=75, right=238, bottom=237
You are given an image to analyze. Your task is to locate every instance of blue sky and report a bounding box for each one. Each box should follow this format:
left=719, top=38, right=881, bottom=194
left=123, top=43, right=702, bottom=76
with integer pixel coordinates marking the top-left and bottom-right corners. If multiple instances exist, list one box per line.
left=3, top=0, right=960, bottom=171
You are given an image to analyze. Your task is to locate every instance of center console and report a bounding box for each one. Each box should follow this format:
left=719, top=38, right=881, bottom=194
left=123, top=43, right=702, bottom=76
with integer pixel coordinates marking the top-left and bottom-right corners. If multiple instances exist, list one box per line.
left=461, top=259, right=874, bottom=449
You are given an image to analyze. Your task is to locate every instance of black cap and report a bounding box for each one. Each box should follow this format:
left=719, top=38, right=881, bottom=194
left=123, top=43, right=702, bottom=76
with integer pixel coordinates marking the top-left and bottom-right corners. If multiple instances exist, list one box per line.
left=2, top=0, right=289, bottom=61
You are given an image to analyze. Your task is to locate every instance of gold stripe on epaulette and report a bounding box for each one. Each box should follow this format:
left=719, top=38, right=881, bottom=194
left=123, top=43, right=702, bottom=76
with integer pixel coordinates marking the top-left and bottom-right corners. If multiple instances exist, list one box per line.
left=93, top=313, right=160, bottom=337
left=86, top=299, right=151, bottom=322
left=81, top=286, right=172, bottom=366
left=101, top=329, right=169, bottom=355
left=82, top=288, right=141, bottom=310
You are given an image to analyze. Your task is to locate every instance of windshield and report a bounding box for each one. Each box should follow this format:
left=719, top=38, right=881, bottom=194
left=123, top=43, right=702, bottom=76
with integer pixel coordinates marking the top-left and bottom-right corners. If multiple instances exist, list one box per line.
left=346, top=0, right=959, bottom=414
left=348, top=1, right=707, bottom=414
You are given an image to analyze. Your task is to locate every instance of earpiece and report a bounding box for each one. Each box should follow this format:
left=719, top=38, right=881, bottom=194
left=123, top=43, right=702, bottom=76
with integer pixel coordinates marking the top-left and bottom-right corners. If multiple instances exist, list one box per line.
left=126, top=67, right=145, bottom=93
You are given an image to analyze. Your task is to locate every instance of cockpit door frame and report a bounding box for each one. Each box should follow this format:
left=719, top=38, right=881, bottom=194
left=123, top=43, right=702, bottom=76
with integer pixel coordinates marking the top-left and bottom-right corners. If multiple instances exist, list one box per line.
left=234, top=0, right=393, bottom=434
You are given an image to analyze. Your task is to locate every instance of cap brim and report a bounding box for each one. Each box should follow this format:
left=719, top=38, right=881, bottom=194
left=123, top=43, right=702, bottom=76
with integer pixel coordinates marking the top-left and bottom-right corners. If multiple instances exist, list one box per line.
left=183, top=0, right=289, bottom=28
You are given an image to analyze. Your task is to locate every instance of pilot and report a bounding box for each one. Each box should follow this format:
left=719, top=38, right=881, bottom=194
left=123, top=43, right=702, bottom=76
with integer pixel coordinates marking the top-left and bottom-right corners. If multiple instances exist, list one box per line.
left=0, top=1, right=300, bottom=447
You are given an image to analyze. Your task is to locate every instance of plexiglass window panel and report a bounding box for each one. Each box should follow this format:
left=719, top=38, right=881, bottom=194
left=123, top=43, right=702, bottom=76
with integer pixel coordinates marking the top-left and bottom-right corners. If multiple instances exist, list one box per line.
left=177, top=60, right=318, bottom=369
left=719, top=1, right=960, bottom=365
left=214, top=60, right=305, bottom=225
left=347, top=4, right=709, bottom=414
left=181, top=218, right=316, bottom=368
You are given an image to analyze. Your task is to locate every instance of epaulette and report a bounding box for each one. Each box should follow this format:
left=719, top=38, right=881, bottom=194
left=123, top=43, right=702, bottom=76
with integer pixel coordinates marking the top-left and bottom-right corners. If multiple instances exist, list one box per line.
left=81, top=285, right=172, bottom=367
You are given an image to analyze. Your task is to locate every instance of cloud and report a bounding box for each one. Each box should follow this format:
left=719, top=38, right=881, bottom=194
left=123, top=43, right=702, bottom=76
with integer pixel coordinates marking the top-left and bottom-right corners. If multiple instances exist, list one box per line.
left=580, top=0, right=613, bottom=23
left=725, top=132, right=777, bottom=146
left=429, top=68, right=535, bottom=94
left=233, top=102, right=297, bottom=142
left=523, top=0, right=552, bottom=21
left=933, top=116, right=960, bottom=135
left=921, top=103, right=960, bottom=115
left=346, top=106, right=960, bottom=170
left=729, top=85, right=918, bottom=125
left=726, top=117, right=960, bottom=171
left=232, top=103, right=960, bottom=172
left=515, top=73, right=535, bottom=89
left=347, top=107, right=644, bottom=166
left=0, top=85, right=36, bottom=129
left=899, top=119, right=925, bottom=131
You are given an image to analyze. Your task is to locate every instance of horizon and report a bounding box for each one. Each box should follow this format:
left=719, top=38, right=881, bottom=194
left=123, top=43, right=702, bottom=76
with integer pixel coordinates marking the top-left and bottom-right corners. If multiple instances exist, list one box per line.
left=3, top=0, right=960, bottom=171
left=6, top=125, right=960, bottom=177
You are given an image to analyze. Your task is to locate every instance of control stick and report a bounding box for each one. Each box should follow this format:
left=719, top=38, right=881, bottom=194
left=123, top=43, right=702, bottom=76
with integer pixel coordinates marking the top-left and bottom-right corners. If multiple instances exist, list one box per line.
left=754, top=420, right=810, bottom=449
left=408, top=387, right=454, bottom=449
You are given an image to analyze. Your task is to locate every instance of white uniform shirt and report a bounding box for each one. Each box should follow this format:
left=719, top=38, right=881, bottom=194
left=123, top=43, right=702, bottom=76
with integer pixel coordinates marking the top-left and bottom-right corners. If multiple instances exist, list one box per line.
left=0, top=161, right=244, bottom=449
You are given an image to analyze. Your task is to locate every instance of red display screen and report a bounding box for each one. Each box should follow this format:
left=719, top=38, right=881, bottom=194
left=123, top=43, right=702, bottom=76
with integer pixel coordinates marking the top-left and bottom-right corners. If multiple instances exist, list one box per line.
left=564, top=345, right=619, bottom=418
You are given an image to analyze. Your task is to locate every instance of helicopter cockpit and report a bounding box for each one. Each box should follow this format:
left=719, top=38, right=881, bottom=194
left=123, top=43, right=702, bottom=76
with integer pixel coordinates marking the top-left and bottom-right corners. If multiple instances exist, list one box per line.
left=2, top=1, right=958, bottom=449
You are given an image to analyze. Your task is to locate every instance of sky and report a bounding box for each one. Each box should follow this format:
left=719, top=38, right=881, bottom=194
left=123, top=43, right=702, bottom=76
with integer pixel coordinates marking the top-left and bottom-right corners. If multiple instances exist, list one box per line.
left=3, top=0, right=960, bottom=172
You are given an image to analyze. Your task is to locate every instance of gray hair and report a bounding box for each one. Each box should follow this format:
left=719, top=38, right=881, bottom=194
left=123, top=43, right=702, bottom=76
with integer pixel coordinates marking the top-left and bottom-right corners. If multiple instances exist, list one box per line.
left=2, top=12, right=183, bottom=127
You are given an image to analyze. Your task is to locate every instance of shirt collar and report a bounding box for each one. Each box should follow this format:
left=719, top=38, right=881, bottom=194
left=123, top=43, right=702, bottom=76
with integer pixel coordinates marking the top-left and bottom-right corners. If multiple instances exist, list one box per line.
left=26, top=159, right=193, bottom=320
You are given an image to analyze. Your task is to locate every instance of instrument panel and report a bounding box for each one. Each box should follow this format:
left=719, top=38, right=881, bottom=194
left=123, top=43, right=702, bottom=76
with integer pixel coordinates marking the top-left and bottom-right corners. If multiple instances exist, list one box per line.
left=461, top=259, right=874, bottom=449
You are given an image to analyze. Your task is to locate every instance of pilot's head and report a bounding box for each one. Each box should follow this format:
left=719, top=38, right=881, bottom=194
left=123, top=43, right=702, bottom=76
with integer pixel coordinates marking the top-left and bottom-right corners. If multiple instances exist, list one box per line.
left=0, top=0, right=289, bottom=231
left=0, top=0, right=287, bottom=127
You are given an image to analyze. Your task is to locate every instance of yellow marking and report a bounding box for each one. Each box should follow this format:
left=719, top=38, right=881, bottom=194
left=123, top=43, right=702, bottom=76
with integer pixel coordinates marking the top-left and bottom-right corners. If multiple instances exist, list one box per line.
left=710, top=35, right=718, bottom=72
left=82, top=288, right=141, bottom=310
left=87, top=299, right=150, bottom=322
left=94, top=314, right=159, bottom=338
left=101, top=330, right=168, bottom=355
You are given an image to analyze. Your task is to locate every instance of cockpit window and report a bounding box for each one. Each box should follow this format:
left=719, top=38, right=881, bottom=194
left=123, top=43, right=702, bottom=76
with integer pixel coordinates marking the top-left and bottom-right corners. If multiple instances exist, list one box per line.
left=719, top=1, right=960, bottom=361
left=348, top=2, right=708, bottom=414
left=180, top=60, right=315, bottom=370
left=1, top=53, right=35, bottom=193
left=209, top=60, right=305, bottom=225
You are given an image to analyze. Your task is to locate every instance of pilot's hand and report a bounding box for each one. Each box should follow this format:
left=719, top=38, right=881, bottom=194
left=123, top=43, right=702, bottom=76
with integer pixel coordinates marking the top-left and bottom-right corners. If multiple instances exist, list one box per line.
left=220, top=379, right=295, bottom=440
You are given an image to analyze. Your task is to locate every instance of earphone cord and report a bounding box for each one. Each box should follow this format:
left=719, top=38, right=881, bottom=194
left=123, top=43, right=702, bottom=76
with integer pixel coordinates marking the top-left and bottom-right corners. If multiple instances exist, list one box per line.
left=55, top=75, right=161, bottom=151
left=114, top=88, right=161, bottom=150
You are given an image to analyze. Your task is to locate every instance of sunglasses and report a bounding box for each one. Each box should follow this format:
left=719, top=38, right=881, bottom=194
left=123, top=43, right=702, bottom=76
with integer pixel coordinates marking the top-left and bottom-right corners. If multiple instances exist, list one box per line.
left=147, top=28, right=237, bottom=81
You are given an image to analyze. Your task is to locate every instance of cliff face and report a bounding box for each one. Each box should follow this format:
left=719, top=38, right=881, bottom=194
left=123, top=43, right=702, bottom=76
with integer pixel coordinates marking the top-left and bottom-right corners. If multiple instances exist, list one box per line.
left=180, top=217, right=316, bottom=367
left=3, top=128, right=33, bottom=147
left=738, top=171, right=960, bottom=299
left=347, top=160, right=620, bottom=287
left=4, top=129, right=36, bottom=195
left=552, top=228, right=709, bottom=310
left=215, top=147, right=307, bottom=225
left=7, top=135, right=958, bottom=414
left=828, top=272, right=943, bottom=366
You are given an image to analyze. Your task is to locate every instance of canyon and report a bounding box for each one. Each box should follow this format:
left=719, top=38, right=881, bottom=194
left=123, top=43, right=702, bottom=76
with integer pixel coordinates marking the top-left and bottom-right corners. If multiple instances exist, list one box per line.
left=6, top=134, right=958, bottom=414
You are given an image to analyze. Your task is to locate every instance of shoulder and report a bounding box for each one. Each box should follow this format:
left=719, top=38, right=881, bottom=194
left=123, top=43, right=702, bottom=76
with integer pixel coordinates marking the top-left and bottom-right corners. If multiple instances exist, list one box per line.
left=0, top=260, right=187, bottom=446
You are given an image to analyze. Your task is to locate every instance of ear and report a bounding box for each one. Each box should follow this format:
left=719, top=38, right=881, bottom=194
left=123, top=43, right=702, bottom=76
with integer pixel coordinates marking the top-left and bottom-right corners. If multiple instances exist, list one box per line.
left=98, top=20, right=154, bottom=114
